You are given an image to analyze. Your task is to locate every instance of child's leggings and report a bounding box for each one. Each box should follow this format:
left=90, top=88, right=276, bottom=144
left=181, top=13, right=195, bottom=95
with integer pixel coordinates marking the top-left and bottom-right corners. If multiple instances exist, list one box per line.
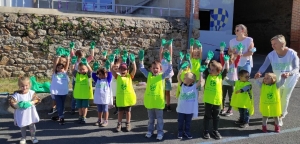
left=262, top=117, right=279, bottom=126
left=21, top=124, right=36, bottom=138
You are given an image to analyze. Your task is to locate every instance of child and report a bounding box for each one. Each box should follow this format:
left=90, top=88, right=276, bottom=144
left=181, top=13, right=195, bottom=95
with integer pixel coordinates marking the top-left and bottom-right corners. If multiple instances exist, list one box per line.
left=92, top=67, right=113, bottom=127
left=189, top=38, right=202, bottom=83
left=176, top=71, right=200, bottom=139
left=73, top=61, right=94, bottom=124
left=111, top=59, right=120, bottom=115
left=202, top=54, right=229, bottom=140
left=112, top=55, right=137, bottom=132
left=255, top=73, right=286, bottom=133
left=159, top=40, right=174, bottom=112
left=225, top=70, right=254, bottom=128
left=219, top=48, right=241, bottom=116
left=139, top=48, right=173, bottom=141
left=8, top=77, right=41, bottom=144
left=176, top=60, right=191, bottom=98
left=50, top=55, right=70, bottom=125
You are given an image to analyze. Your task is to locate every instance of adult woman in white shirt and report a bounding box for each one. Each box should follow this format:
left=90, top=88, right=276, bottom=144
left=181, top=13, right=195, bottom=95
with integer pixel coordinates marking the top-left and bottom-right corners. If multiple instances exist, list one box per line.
left=255, top=35, right=300, bottom=126
left=228, top=24, right=255, bottom=74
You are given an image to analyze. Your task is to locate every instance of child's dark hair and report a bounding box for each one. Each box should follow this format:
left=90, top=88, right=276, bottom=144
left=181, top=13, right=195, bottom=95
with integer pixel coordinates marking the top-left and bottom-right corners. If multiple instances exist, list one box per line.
left=151, top=60, right=162, bottom=66
left=97, top=67, right=107, bottom=75
left=210, top=60, right=222, bottom=72
left=55, top=63, right=64, bottom=74
left=75, top=50, right=83, bottom=58
left=238, top=70, right=249, bottom=77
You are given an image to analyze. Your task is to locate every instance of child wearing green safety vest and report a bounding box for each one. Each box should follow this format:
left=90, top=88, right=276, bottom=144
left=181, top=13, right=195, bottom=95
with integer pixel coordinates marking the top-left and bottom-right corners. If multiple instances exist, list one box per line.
left=224, top=70, right=254, bottom=128
left=176, top=51, right=192, bottom=98
left=139, top=47, right=173, bottom=141
left=255, top=73, right=286, bottom=133
left=189, top=38, right=202, bottom=82
left=202, top=52, right=229, bottom=140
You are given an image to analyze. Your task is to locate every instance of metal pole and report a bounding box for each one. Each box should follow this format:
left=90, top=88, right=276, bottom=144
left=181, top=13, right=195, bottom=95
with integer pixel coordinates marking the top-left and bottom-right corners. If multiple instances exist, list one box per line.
left=188, top=0, right=195, bottom=49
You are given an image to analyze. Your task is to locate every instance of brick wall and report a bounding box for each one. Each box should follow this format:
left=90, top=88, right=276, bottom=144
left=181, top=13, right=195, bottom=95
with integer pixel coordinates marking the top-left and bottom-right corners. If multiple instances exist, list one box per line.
left=291, top=0, right=300, bottom=56
left=233, top=0, right=293, bottom=55
left=185, top=0, right=199, bottom=18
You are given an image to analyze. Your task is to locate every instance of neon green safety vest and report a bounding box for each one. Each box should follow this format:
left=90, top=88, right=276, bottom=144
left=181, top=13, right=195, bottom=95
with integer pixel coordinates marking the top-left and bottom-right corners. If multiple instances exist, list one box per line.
left=230, top=81, right=254, bottom=115
left=176, top=68, right=191, bottom=98
left=116, top=74, right=136, bottom=107
left=260, top=83, right=281, bottom=117
left=203, top=74, right=222, bottom=105
left=191, top=58, right=201, bottom=80
left=144, top=73, right=165, bottom=109
left=73, top=73, right=93, bottom=99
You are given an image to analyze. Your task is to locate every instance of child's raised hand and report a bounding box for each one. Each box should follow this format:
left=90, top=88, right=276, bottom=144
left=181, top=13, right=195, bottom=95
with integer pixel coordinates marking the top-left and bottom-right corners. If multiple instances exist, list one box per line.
left=113, top=48, right=120, bottom=56
left=90, top=41, right=96, bottom=49
left=185, top=53, right=191, bottom=60
left=199, top=65, right=207, bottom=72
left=179, top=51, right=185, bottom=60
left=224, top=55, right=230, bottom=62
left=167, top=39, right=173, bottom=46
left=161, top=39, right=167, bottom=46
left=108, top=54, right=115, bottom=63
left=190, top=38, right=195, bottom=46
left=220, top=41, right=226, bottom=52
left=56, top=47, right=64, bottom=56
left=93, top=61, right=100, bottom=71
left=181, top=61, right=189, bottom=70
left=71, top=56, right=77, bottom=65
left=163, top=51, right=171, bottom=62
left=195, top=40, right=202, bottom=49
left=104, top=60, right=111, bottom=70
left=207, top=50, right=214, bottom=60
left=102, top=50, right=108, bottom=57
left=129, top=53, right=135, bottom=62
left=81, top=58, right=88, bottom=65
left=138, top=49, right=144, bottom=61
left=64, top=49, right=70, bottom=57
left=121, top=55, right=128, bottom=63
left=70, top=41, right=75, bottom=49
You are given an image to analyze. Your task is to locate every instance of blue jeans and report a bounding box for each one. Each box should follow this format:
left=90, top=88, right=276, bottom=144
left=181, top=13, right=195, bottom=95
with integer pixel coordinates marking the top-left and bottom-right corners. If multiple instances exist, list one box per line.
left=238, top=61, right=251, bottom=74
left=238, top=108, right=250, bottom=123
left=54, top=95, right=67, bottom=118
left=147, top=109, right=164, bottom=135
left=71, top=80, right=77, bottom=110
left=177, top=113, right=193, bottom=134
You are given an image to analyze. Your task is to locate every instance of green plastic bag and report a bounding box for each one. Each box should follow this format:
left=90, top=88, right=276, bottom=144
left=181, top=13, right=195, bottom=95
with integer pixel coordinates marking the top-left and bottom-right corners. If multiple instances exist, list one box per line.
left=30, top=76, right=50, bottom=93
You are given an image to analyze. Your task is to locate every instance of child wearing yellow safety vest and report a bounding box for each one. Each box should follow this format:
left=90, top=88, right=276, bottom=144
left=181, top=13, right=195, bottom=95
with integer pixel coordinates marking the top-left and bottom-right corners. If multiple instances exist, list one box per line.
left=202, top=51, right=229, bottom=140
left=255, top=73, right=286, bottom=133
left=225, top=70, right=254, bottom=128
left=176, top=51, right=191, bottom=98
left=176, top=71, right=200, bottom=139
left=139, top=47, right=173, bottom=141
left=112, top=54, right=137, bottom=132
left=189, top=38, right=202, bottom=82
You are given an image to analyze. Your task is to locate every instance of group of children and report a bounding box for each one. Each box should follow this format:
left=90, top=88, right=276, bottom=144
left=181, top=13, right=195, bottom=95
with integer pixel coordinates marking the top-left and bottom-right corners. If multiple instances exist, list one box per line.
left=8, top=37, right=288, bottom=144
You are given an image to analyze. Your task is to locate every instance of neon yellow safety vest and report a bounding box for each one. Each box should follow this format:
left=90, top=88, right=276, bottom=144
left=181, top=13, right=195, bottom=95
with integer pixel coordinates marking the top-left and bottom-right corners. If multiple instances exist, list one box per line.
left=176, top=68, right=191, bottom=98
left=191, top=58, right=201, bottom=80
left=144, top=73, right=165, bottom=109
left=116, top=74, right=136, bottom=107
left=230, top=81, right=254, bottom=115
left=203, top=74, right=222, bottom=105
left=259, top=83, right=281, bottom=117
left=73, top=73, right=93, bottom=99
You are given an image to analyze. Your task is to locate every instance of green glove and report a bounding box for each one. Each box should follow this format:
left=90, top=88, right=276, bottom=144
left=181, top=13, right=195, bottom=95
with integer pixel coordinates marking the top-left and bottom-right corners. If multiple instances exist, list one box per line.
left=220, top=41, right=226, bottom=51
left=22, top=101, right=32, bottom=109
left=179, top=51, right=184, bottom=60
left=190, top=38, right=195, bottom=46
left=123, top=50, right=128, bottom=56
left=70, top=42, right=75, bottom=49
left=64, top=49, right=70, bottom=57
left=71, top=56, right=77, bottom=65
left=224, top=55, right=230, bottom=62
left=207, top=50, right=214, bottom=60
left=104, top=60, right=111, bottom=70
left=108, top=54, right=115, bottom=63
left=163, top=51, right=171, bottom=62
left=161, top=39, right=167, bottom=46
left=121, top=55, right=128, bottom=63
left=195, top=40, right=202, bottom=48
left=237, top=43, right=243, bottom=52
left=102, top=50, right=107, bottom=57
left=113, top=49, right=120, bottom=56
left=90, top=41, right=96, bottom=49
left=181, top=61, right=189, bottom=69
left=200, top=65, right=207, bottom=72
left=81, top=58, right=88, bottom=65
left=138, top=49, right=144, bottom=61
left=56, top=47, right=65, bottom=56
left=167, top=39, right=173, bottom=46
left=129, top=53, right=135, bottom=62
left=186, top=53, right=191, bottom=60
left=93, top=61, right=100, bottom=70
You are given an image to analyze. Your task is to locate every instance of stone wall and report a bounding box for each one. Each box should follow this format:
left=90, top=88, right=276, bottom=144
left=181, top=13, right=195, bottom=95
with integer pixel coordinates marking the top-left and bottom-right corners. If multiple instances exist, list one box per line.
left=0, top=7, right=192, bottom=78
left=233, top=0, right=293, bottom=55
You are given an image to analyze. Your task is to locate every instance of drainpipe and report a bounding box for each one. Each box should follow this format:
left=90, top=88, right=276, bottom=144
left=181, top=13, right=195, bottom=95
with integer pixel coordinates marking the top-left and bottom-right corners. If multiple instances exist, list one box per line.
left=187, top=0, right=195, bottom=49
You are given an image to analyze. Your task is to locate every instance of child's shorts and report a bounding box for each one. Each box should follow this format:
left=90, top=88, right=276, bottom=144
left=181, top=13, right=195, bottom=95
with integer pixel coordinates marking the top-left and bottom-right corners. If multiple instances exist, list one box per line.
left=76, top=99, right=89, bottom=108
left=165, top=78, right=172, bottom=91
left=97, top=104, right=108, bottom=112
left=118, top=106, right=131, bottom=112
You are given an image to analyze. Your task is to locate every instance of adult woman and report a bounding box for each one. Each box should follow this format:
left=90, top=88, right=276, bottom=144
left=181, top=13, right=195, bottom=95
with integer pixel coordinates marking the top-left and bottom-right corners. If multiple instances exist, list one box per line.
left=228, top=24, right=255, bottom=74
left=255, top=35, right=300, bottom=126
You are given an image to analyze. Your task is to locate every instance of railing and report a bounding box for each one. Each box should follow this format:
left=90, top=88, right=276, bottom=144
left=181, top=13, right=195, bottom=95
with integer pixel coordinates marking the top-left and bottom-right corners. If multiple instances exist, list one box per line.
left=21, top=0, right=184, bottom=17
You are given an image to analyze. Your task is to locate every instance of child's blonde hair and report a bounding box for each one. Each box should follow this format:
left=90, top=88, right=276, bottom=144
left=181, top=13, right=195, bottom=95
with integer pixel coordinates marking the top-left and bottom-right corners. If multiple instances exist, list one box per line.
left=270, top=35, right=286, bottom=47
left=18, top=76, right=30, bottom=86
left=265, top=73, right=277, bottom=84
left=185, top=72, right=196, bottom=82
left=236, top=24, right=248, bottom=36
left=210, top=60, right=223, bottom=73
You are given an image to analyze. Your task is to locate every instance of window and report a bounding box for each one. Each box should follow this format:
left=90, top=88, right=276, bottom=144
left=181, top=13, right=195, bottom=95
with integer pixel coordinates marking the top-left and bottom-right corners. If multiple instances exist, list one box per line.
left=1, top=0, right=33, bottom=7
left=82, top=0, right=115, bottom=12
left=199, top=10, right=211, bottom=30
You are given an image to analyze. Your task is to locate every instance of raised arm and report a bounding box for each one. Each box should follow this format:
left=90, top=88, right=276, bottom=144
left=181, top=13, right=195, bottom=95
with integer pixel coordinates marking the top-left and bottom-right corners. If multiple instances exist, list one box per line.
left=64, top=56, right=70, bottom=72
left=177, top=69, right=183, bottom=84
left=255, top=56, right=271, bottom=79
left=139, top=61, right=149, bottom=78
left=130, top=62, right=137, bottom=78
left=52, top=56, right=60, bottom=73
left=242, top=42, right=254, bottom=57
left=159, top=46, right=163, bottom=62
left=87, top=48, right=95, bottom=63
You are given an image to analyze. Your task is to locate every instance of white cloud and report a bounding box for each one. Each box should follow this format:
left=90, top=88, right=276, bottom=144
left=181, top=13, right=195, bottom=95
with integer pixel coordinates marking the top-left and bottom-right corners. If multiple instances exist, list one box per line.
left=222, top=0, right=234, bottom=4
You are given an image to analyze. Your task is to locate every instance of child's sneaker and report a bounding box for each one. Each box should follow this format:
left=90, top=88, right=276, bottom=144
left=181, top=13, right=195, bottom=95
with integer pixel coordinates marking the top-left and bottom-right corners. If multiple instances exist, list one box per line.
left=219, top=109, right=226, bottom=115
left=125, top=123, right=131, bottom=132
left=156, top=134, right=163, bottom=141
left=240, top=123, right=249, bottom=128
left=48, top=108, right=57, bottom=115
left=212, top=130, right=222, bottom=139
left=80, top=118, right=86, bottom=124
left=101, top=121, right=108, bottom=127
left=225, top=110, right=233, bottom=116
left=235, top=119, right=244, bottom=125
left=262, top=125, right=267, bottom=133
left=20, top=138, right=26, bottom=144
left=278, top=118, right=283, bottom=126
left=184, top=132, right=193, bottom=139
left=59, top=118, right=65, bottom=125
left=31, top=137, right=38, bottom=144
left=145, top=132, right=153, bottom=138
left=78, top=117, right=83, bottom=124
left=275, top=125, right=280, bottom=133
left=177, top=132, right=183, bottom=139
left=167, top=105, right=172, bottom=112
left=51, top=116, right=59, bottom=121
left=94, top=120, right=101, bottom=126
left=116, top=123, right=122, bottom=132
left=203, top=130, right=210, bottom=139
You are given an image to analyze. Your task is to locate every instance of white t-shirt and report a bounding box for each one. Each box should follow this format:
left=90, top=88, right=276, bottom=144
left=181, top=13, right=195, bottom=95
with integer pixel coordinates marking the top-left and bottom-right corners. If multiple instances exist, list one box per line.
left=111, top=72, right=120, bottom=97
left=223, top=63, right=238, bottom=85
left=12, top=90, right=40, bottom=127
left=161, top=59, right=174, bottom=79
left=94, top=78, right=113, bottom=105
left=230, top=37, right=253, bottom=67
left=50, top=72, right=70, bottom=95
left=176, top=83, right=198, bottom=118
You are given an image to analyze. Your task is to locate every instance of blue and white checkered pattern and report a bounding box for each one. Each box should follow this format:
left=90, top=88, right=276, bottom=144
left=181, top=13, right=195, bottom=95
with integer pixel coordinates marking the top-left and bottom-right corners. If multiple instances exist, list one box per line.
left=210, top=8, right=229, bottom=31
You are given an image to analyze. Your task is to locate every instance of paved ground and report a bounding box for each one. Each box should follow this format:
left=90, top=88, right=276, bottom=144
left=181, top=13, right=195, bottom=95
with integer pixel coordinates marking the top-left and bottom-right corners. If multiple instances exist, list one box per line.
left=1, top=54, right=300, bottom=144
